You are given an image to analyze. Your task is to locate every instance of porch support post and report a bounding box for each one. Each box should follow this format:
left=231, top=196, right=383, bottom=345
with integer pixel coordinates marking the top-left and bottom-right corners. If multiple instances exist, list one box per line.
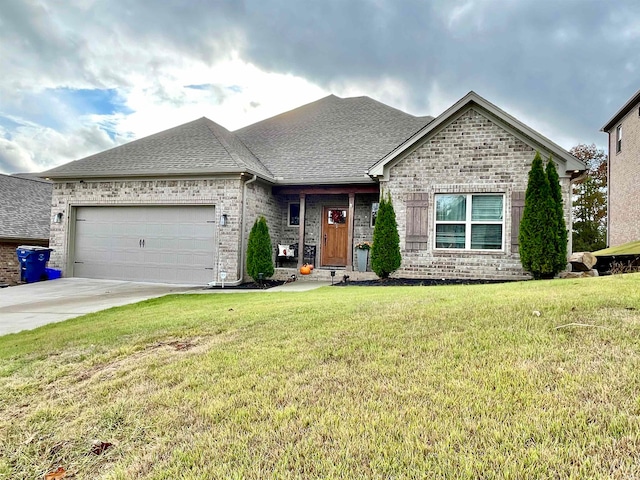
left=347, top=192, right=355, bottom=271
left=297, top=193, right=306, bottom=267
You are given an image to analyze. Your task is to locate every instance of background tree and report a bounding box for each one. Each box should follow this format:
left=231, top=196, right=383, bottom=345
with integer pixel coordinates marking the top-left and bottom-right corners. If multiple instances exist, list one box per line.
left=370, top=191, right=401, bottom=279
left=246, top=216, right=274, bottom=282
left=519, top=152, right=560, bottom=279
left=569, top=144, right=607, bottom=252
left=546, top=157, right=568, bottom=271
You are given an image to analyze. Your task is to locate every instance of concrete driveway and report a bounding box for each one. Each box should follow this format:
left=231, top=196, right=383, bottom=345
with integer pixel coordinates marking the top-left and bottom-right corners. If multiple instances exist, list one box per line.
left=0, top=278, right=198, bottom=336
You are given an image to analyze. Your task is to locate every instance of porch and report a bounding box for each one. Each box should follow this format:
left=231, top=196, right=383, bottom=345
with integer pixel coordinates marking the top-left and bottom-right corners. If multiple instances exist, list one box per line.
left=272, top=185, right=380, bottom=272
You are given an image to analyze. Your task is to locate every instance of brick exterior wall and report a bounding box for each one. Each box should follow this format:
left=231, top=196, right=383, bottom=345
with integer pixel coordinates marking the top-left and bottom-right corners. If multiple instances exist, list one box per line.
left=48, top=177, right=379, bottom=283
left=607, top=99, right=640, bottom=246
left=49, top=178, right=245, bottom=282
left=383, top=107, right=572, bottom=280
left=0, top=241, right=21, bottom=285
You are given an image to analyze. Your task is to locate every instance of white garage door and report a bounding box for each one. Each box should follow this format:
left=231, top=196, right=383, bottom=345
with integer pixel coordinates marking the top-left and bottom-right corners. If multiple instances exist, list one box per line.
left=73, top=206, right=216, bottom=284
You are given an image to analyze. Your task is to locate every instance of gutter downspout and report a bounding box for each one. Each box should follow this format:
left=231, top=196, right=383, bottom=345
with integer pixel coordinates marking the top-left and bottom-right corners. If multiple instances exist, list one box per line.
left=222, top=174, right=257, bottom=287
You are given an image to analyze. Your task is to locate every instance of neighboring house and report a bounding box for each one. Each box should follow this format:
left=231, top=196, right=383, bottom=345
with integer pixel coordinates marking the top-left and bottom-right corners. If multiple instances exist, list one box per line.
left=0, top=174, right=52, bottom=285
left=41, top=92, right=585, bottom=285
left=601, top=88, right=640, bottom=247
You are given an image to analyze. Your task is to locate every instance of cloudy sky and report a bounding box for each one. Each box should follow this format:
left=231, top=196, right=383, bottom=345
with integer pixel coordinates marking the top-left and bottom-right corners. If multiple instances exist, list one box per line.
left=1, top=0, right=639, bottom=174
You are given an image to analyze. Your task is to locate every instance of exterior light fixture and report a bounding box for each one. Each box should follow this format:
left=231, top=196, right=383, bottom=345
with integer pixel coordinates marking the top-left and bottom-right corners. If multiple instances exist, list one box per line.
left=330, top=269, right=336, bottom=285
left=220, top=214, right=228, bottom=226
left=53, top=212, right=63, bottom=224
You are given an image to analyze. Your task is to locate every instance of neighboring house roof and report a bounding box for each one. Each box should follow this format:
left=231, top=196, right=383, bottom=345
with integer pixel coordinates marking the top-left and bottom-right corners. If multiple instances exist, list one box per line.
left=0, top=174, right=52, bottom=242
left=43, top=117, right=272, bottom=180
left=601, top=88, right=640, bottom=132
left=368, top=91, right=586, bottom=177
left=235, top=95, right=433, bottom=184
left=11, top=172, right=51, bottom=181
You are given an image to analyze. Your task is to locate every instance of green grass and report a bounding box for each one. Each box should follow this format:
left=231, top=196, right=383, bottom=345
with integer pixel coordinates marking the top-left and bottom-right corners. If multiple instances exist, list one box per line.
left=594, top=240, right=640, bottom=256
left=1, top=274, right=640, bottom=479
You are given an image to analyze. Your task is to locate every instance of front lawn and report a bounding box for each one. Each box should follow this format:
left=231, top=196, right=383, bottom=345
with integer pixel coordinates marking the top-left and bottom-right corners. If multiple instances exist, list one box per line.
left=1, top=274, right=639, bottom=479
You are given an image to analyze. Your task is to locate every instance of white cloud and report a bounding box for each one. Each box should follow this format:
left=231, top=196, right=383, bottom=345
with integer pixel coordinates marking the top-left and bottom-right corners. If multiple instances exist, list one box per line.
left=109, top=54, right=328, bottom=140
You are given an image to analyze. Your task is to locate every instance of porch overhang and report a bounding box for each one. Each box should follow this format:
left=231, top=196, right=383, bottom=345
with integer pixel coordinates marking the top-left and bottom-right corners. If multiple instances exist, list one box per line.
left=272, top=184, right=380, bottom=195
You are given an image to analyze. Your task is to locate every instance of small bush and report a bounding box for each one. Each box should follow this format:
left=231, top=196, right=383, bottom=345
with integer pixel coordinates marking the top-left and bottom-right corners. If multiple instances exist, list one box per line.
left=370, top=191, right=401, bottom=278
left=246, top=216, right=274, bottom=282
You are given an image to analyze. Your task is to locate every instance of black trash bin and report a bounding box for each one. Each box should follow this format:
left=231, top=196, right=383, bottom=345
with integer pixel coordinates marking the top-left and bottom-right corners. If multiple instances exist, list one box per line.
left=16, top=246, right=53, bottom=283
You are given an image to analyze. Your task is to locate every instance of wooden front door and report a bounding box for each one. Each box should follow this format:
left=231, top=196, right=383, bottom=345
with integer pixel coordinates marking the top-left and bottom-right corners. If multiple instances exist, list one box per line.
left=321, top=206, right=348, bottom=266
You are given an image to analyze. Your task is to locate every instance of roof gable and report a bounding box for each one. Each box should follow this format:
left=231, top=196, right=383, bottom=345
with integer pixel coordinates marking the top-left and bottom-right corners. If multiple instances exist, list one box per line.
left=368, top=91, right=585, bottom=177
left=43, top=118, right=272, bottom=179
left=0, top=174, right=52, bottom=241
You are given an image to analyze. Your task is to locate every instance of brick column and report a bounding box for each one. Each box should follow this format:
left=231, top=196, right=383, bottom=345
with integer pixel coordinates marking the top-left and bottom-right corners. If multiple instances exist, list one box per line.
left=346, top=192, right=355, bottom=271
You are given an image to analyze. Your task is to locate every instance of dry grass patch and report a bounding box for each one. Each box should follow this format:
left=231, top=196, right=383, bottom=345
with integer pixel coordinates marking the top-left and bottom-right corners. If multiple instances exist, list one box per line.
left=1, top=274, right=640, bottom=478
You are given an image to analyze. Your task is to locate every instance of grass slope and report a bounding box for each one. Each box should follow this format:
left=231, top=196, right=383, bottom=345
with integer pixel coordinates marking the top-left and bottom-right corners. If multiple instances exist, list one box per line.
left=1, top=275, right=640, bottom=479
left=594, top=240, right=640, bottom=256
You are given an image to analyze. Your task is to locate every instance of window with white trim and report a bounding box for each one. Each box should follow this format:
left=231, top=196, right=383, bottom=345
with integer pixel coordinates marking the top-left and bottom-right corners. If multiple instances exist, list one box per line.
left=435, top=194, right=504, bottom=250
left=288, top=203, right=300, bottom=226
left=616, top=125, right=622, bottom=153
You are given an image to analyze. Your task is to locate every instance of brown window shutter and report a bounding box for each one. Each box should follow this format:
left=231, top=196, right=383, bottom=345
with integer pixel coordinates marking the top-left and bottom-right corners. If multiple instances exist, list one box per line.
left=406, top=193, right=429, bottom=250
left=511, top=191, right=526, bottom=253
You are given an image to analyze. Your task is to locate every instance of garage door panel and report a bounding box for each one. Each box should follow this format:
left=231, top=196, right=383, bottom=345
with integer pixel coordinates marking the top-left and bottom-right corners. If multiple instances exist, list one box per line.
left=74, top=206, right=216, bottom=284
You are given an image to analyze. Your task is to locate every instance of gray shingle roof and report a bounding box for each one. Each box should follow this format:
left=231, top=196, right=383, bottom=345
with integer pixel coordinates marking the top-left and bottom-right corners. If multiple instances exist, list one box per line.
left=235, top=95, right=433, bottom=183
left=41, top=95, right=432, bottom=182
left=43, top=118, right=272, bottom=179
left=0, top=174, right=52, bottom=241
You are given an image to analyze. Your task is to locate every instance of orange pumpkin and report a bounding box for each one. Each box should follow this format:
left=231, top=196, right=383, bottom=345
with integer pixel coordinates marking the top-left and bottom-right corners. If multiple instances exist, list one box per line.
left=300, top=265, right=311, bottom=275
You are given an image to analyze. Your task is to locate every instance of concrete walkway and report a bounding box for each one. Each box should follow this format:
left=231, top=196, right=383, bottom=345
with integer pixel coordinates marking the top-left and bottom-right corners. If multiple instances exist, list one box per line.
left=0, top=278, right=331, bottom=335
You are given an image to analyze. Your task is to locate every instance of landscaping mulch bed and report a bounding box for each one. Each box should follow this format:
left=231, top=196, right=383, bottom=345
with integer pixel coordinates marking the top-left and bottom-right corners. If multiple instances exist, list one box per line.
left=333, top=277, right=518, bottom=287
left=204, top=280, right=285, bottom=290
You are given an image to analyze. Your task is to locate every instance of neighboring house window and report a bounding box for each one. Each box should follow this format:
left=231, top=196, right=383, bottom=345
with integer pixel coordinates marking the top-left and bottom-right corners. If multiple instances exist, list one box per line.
left=616, top=125, right=622, bottom=153
left=288, top=203, right=300, bottom=226
left=371, top=202, right=379, bottom=227
left=435, top=194, right=504, bottom=250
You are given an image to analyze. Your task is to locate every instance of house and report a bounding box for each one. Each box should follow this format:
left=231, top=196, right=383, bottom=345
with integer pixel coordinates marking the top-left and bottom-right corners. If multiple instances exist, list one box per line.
left=601, top=88, right=640, bottom=247
left=0, top=174, right=53, bottom=285
left=41, top=92, right=585, bottom=285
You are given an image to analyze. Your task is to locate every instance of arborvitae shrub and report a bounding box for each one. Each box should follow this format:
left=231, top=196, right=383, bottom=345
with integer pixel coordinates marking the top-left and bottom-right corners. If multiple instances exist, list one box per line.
left=519, top=152, right=560, bottom=279
left=371, top=191, right=401, bottom=278
left=246, top=216, right=274, bottom=282
left=546, top=157, right=568, bottom=272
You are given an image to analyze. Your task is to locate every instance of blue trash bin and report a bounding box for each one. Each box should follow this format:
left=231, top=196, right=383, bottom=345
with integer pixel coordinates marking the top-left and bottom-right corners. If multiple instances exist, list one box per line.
left=16, top=246, right=52, bottom=283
